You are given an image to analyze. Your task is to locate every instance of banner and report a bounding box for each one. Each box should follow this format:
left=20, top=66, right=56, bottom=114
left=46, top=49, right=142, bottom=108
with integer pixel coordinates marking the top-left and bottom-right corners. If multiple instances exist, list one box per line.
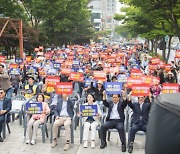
left=104, top=82, right=122, bottom=94
left=69, top=72, right=84, bottom=82
left=130, top=71, right=143, bottom=78
left=9, top=68, right=21, bottom=75
left=80, top=105, right=98, bottom=117
left=25, top=102, right=43, bottom=114
left=151, top=58, right=160, bottom=64
left=141, top=75, right=153, bottom=85
left=53, top=62, right=61, bottom=70
left=45, top=76, right=60, bottom=87
left=152, top=77, right=160, bottom=85
left=127, top=77, right=142, bottom=88
left=175, top=50, right=180, bottom=58
left=0, top=56, right=6, bottom=63
left=56, top=82, right=73, bottom=94
left=27, top=66, right=38, bottom=74
left=164, top=64, right=171, bottom=72
left=149, top=64, right=158, bottom=70
left=9, top=63, right=18, bottom=69
left=93, top=71, right=106, bottom=81
left=117, top=74, right=129, bottom=83
left=132, top=84, right=150, bottom=96
left=61, top=68, right=71, bottom=75
left=15, top=58, right=23, bottom=64
left=26, top=56, right=32, bottom=62
left=162, top=83, right=179, bottom=93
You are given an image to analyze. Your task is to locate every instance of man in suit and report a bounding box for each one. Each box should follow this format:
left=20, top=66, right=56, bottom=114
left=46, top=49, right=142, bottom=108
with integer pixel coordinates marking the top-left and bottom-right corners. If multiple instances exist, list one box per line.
left=51, top=94, right=74, bottom=151
left=100, top=92, right=127, bottom=152
left=127, top=95, right=151, bottom=153
left=0, top=88, right=12, bottom=142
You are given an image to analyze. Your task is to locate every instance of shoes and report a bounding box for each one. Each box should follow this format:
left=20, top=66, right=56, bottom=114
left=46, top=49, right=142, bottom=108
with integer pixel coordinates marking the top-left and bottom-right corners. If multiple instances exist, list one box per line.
left=128, top=143, right=133, bottom=153
left=51, top=139, right=58, bottom=148
left=100, top=141, right=107, bottom=149
left=26, top=140, right=31, bottom=144
left=64, top=143, right=71, bottom=151
left=0, top=137, right=4, bottom=142
left=91, top=140, right=95, bottom=149
left=122, top=144, right=126, bottom=152
left=31, top=140, right=36, bottom=145
left=83, top=140, right=88, bottom=148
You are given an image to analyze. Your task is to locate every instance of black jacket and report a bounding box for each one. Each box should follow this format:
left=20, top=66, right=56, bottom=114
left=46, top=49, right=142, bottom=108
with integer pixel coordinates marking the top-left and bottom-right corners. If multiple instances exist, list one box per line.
left=1, top=98, right=12, bottom=123
left=103, top=100, right=127, bottom=122
left=128, top=101, right=151, bottom=125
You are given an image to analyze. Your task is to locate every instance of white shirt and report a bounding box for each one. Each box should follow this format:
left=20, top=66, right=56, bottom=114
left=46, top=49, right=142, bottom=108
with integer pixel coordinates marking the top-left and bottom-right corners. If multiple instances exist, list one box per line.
left=110, top=103, right=120, bottom=120
left=140, top=103, right=144, bottom=111
left=51, top=94, right=58, bottom=106
left=59, top=101, right=69, bottom=117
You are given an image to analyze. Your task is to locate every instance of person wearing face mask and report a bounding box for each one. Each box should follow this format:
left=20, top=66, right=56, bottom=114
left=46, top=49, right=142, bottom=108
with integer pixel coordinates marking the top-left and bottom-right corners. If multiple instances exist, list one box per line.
left=26, top=94, right=50, bottom=145
left=80, top=93, right=102, bottom=148
left=127, top=94, right=151, bottom=153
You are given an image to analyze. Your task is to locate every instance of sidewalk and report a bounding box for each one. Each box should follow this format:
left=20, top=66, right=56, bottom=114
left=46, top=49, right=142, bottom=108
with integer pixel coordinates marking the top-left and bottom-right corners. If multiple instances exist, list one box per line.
left=0, top=120, right=145, bottom=154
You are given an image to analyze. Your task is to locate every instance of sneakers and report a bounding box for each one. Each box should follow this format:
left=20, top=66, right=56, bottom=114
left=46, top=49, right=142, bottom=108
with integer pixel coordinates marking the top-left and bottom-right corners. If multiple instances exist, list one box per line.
left=128, top=142, right=133, bottom=153
left=31, top=140, right=36, bottom=145
left=26, top=140, right=31, bottom=144
left=51, top=139, right=58, bottom=148
left=64, top=143, right=71, bottom=151
left=91, top=140, right=95, bottom=149
left=0, top=137, right=4, bottom=142
left=83, top=140, right=88, bottom=148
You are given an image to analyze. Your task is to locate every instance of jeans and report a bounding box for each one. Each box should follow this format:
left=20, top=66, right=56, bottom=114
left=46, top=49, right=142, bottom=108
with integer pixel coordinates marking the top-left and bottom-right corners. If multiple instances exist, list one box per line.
left=6, top=88, right=13, bottom=100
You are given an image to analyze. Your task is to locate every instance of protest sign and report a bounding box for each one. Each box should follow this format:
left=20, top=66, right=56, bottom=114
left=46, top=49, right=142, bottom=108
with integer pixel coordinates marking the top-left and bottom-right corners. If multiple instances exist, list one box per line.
left=93, top=71, right=106, bottom=81
left=56, top=82, right=73, bottom=94
left=9, top=68, right=21, bottom=75
left=45, top=76, right=60, bottom=87
left=131, top=84, right=150, bottom=96
left=25, top=102, right=43, bottom=114
left=162, top=83, right=179, bottom=93
left=80, top=105, right=98, bottom=117
left=104, top=82, right=122, bottom=94
left=127, top=77, right=142, bottom=88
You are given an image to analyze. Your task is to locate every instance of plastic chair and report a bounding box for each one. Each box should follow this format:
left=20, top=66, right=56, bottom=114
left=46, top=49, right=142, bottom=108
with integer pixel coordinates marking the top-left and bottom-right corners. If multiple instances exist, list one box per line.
left=11, top=95, right=26, bottom=125
left=2, top=112, right=11, bottom=139
left=50, top=115, right=74, bottom=144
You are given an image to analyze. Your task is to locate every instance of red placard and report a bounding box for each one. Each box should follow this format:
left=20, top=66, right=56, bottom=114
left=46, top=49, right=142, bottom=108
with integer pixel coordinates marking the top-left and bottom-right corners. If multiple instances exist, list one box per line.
left=69, top=72, right=84, bottom=82
left=159, top=61, right=165, bottom=68
left=130, top=68, right=141, bottom=73
left=0, top=56, right=6, bottom=63
left=132, top=84, right=150, bottom=96
left=130, top=72, right=143, bottom=78
left=151, top=57, right=160, bottom=64
left=65, top=60, right=73, bottom=67
left=26, top=56, right=32, bottom=62
left=45, top=76, right=60, bottom=87
left=93, top=71, right=107, bottom=81
left=127, top=77, right=142, bottom=88
left=107, top=58, right=116, bottom=63
left=9, top=63, right=18, bottom=69
left=175, top=50, right=180, bottom=58
left=149, top=64, right=158, bottom=70
left=141, top=75, right=153, bottom=85
left=152, top=77, right=160, bottom=85
left=61, top=68, right=71, bottom=75
left=56, top=82, right=73, bottom=94
left=162, top=83, right=179, bottom=93
left=164, top=64, right=171, bottom=72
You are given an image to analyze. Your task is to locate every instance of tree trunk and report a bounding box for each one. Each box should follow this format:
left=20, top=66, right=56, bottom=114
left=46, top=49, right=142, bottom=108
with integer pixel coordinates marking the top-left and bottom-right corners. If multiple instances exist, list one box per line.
left=166, top=35, right=172, bottom=63
left=150, top=39, right=154, bottom=52
left=154, top=37, right=158, bottom=56
left=162, top=37, right=166, bottom=62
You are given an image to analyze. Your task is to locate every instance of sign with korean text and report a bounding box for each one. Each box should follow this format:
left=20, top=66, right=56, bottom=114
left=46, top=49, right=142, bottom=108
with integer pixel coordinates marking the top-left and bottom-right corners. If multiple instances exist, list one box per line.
left=25, top=102, right=43, bottom=114
left=45, top=76, right=60, bottom=87
left=56, top=82, right=73, bottom=94
left=9, top=63, right=18, bottom=69
left=164, top=64, right=171, bottom=72
left=0, top=56, right=6, bottom=63
left=104, top=82, right=122, bottom=94
left=162, top=83, right=179, bottom=93
left=15, top=58, right=23, bottom=64
left=151, top=58, right=160, bottom=64
left=80, top=105, right=98, bottom=117
left=61, top=68, right=71, bottom=75
left=132, top=84, right=150, bottom=96
left=127, top=77, right=142, bottom=88
left=9, top=68, right=21, bottom=75
left=141, top=75, right=153, bottom=85
left=175, top=50, right=180, bottom=58
left=53, top=62, right=61, bottom=70
left=27, top=66, right=37, bottom=74
left=93, top=71, right=106, bottom=81
left=117, top=74, right=129, bottom=82
left=69, top=72, right=84, bottom=82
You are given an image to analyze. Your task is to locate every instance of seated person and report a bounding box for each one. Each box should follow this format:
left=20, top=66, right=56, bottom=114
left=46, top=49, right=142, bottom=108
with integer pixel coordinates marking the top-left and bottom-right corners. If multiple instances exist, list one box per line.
left=51, top=94, right=74, bottom=151
left=80, top=93, right=102, bottom=148
left=23, top=77, right=40, bottom=99
left=127, top=94, right=151, bottom=153
left=26, top=94, right=50, bottom=145
left=0, top=88, right=12, bottom=142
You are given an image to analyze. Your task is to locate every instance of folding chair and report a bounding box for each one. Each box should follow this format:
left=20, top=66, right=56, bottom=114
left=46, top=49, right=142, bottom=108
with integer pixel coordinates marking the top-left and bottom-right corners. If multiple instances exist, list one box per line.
left=2, top=112, right=11, bottom=139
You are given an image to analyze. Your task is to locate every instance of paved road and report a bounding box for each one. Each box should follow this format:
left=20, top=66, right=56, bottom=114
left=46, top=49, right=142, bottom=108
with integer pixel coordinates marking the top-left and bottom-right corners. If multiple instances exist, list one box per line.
left=0, top=120, right=145, bottom=154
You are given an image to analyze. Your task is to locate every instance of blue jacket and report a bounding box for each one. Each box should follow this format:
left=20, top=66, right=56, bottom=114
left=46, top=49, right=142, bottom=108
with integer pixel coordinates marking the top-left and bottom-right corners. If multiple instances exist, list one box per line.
left=54, top=99, right=74, bottom=119
left=2, top=98, right=12, bottom=123
left=128, top=101, right=151, bottom=125
left=103, top=100, right=127, bottom=122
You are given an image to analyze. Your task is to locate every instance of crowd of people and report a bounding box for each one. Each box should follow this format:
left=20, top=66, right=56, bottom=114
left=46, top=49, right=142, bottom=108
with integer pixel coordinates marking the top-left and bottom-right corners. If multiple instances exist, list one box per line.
left=0, top=43, right=179, bottom=153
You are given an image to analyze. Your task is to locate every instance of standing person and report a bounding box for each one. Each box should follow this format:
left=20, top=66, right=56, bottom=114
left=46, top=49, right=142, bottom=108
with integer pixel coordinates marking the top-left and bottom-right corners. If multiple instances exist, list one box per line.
left=51, top=94, right=74, bottom=151
left=100, top=92, right=127, bottom=152
left=0, top=88, right=12, bottom=142
left=0, top=64, right=13, bottom=99
left=127, top=95, right=151, bottom=153
left=81, top=93, right=102, bottom=148
left=26, top=94, right=50, bottom=145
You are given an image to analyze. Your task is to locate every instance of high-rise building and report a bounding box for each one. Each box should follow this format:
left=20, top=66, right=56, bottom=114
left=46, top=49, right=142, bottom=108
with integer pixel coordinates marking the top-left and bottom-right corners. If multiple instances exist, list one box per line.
left=88, top=0, right=121, bottom=31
